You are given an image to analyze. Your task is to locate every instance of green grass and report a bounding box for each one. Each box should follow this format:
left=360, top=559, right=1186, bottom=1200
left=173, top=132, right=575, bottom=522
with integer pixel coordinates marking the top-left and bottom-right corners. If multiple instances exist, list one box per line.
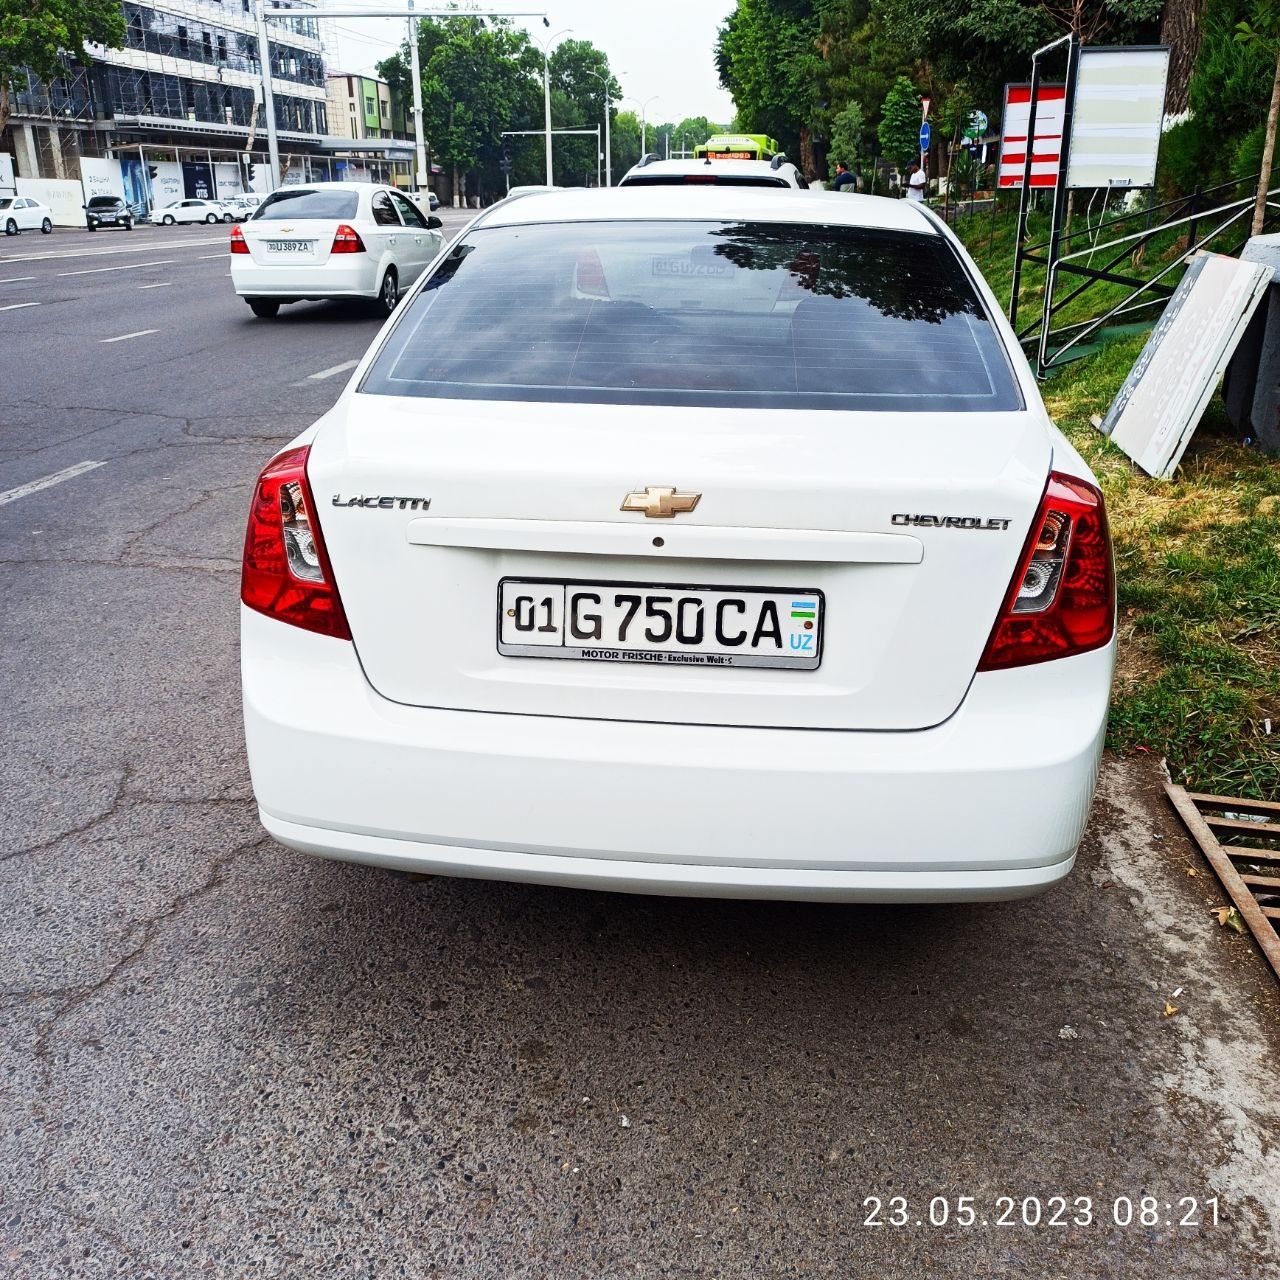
left=1010, top=326, right=1279, bottom=799
left=953, top=206, right=1279, bottom=797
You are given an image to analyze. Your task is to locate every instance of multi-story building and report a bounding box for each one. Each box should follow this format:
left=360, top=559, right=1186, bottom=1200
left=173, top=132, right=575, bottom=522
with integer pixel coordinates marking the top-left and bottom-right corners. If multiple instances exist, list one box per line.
left=323, top=72, right=415, bottom=187
left=0, top=0, right=366, bottom=215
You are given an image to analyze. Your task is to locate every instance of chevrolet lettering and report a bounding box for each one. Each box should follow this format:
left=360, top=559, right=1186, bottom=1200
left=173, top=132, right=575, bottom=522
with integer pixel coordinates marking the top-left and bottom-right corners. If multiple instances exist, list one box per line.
left=892, top=514, right=1012, bottom=530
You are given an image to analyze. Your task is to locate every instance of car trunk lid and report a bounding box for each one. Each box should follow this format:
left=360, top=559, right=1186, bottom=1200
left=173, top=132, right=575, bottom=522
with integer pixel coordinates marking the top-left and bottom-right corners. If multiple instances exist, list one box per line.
left=307, top=396, right=1051, bottom=731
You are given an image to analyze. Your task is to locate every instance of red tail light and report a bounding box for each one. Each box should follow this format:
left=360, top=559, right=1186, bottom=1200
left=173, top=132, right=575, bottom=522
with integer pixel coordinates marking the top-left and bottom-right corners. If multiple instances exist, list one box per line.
left=230, top=224, right=249, bottom=254
left=978, top=472, right=1114, bottom=671
left=575, top=247, right=610, bottom=299
left=331, top=223, right=365, bottom=254
left=241, top=446, right=351, bottom=640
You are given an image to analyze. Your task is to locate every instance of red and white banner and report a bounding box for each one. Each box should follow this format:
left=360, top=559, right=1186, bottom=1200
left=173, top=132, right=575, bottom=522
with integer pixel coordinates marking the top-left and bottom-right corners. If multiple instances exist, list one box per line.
left=998, top=83, right=1066, bottom=188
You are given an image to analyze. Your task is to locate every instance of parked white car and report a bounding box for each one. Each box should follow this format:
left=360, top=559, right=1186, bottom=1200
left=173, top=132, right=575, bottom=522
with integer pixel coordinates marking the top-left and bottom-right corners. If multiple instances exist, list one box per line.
left=221, top=195, right=261, bottom=221
left=619, top=156, right=809, bottom=189
left=158, top=198, right=234, bottom=225
left=1, top=196, right=54, bottom=235
left=240, top=187, right=1116, bottom=902
left=230, top=182, right=445, bottom=318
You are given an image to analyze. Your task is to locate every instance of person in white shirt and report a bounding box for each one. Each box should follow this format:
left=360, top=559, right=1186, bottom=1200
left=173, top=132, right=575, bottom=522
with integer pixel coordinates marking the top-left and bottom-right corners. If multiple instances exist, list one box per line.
left=906, top=163, right=927, bottom=202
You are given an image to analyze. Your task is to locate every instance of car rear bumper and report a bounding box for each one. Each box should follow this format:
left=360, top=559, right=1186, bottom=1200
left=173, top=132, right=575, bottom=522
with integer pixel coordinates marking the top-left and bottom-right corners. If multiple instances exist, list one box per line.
left=231, top=258, right=379, bottom=299
left=242, top=607, right=1114, bottom=902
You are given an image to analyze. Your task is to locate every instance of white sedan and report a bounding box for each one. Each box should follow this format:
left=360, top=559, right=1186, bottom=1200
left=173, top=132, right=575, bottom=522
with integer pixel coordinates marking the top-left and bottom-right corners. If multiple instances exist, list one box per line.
left=229, top=182, right=444, bottom=318
left=239, top=187, right=1115, bottom=902
left=1, top=196, right=54, bottom=235
left=157, top=198, right=234, bottom=225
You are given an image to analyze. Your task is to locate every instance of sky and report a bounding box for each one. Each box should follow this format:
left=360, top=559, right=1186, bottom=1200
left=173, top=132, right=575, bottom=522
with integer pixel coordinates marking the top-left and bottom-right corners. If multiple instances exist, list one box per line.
left=331, top=0, right=737, bottom=126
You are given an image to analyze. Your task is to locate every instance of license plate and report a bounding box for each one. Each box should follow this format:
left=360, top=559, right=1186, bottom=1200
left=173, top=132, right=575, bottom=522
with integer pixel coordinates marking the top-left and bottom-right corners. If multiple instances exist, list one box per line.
left=264, top=239, right=313, bottom=253
left=497, top=578, right=823, bottom=670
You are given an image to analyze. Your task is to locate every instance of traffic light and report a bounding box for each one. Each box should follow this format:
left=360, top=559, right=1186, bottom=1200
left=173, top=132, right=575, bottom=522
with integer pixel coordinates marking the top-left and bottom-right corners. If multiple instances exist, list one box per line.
left=147, top=166, right=158, bottom=179
left=246, top=161, right=256, bottom=182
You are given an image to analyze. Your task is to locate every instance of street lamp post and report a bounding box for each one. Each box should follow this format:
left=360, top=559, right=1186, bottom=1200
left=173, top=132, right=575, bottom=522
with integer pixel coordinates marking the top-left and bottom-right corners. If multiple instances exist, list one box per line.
left=538, top=27, right=572, bottom=185
left=584, top=67, right=618, bottom=187
left=624, top=94, right=659, bottom=157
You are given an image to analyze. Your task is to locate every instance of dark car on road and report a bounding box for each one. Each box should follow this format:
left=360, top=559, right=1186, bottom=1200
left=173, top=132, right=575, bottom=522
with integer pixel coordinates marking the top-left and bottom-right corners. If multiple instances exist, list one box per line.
left=84, top=196, right=135, bottom=231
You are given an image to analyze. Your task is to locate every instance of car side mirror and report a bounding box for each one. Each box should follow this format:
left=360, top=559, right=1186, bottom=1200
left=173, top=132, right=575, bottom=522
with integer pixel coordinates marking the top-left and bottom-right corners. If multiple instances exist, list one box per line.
left=426, top=215, right=443, bottom=230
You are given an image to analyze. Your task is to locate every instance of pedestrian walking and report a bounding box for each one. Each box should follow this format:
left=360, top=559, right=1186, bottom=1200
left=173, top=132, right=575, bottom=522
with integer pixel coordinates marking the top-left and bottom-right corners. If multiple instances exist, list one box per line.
left=906, top=162, right=927, bottom=202
left=831, top=161, right=857, bottom=192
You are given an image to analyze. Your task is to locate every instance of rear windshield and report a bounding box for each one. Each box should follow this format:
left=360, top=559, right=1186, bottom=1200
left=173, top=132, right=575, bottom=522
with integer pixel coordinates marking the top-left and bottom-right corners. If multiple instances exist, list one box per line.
left=254, top=189, right=358, bottom=220
left=622, top=175, right=791, bottom=188
left=88, top=196, right=120, bottom=207
left=361, top=220, right=1022, bottom=412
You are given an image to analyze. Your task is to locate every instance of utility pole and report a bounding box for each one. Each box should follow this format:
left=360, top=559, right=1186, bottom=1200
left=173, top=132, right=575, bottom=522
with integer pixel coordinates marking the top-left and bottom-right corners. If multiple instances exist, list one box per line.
left=625, top=95, right=658, bottom=157
left=539, top=27, right=572, bottom=185
left=254, top=3, right=281, bottom=189
left=407, top=0, right=428, bottom=193
left=584, top=66, right=616, bottom=187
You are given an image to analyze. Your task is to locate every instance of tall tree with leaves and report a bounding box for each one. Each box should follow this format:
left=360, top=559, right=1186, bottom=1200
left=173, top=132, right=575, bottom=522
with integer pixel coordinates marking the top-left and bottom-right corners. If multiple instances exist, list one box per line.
left=0, top=0, right=125, bottom=135
left=1236, top=0, right=1280, bottom=232
left=878, top=75, right=922, bottom=170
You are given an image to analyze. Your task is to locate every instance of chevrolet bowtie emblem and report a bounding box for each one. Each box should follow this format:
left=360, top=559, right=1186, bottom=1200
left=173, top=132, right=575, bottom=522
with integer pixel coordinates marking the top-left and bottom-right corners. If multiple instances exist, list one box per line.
left=621, top=486, right=701, bottom=518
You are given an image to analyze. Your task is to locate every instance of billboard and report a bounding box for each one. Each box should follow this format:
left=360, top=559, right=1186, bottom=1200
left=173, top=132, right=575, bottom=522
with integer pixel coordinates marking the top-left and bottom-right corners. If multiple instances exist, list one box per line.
left=79, top=156, right=125, bottom=202
left=998, top=83, right=1066, bottom=188
left=1099, top=254, right=1274, bottom=477
left=1067, top=46, right=1170, bottom=190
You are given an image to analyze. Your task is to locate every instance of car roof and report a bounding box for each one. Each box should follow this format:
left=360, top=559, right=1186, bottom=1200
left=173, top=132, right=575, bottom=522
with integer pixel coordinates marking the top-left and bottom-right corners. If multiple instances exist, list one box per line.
left=625, top=158, right=798, bottom=179
left=477, top=186, right=937, bottom=234
left=266, top=181, right=380, bottom=192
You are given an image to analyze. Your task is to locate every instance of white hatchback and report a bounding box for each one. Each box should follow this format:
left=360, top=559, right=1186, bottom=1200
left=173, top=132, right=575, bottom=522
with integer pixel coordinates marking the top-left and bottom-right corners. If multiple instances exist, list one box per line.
left=1, top=196, right=54, bottom=235
left=229, top=182, right=445, bottom=318
left=240, top=187, right=1116, bottom=902
left=158, top=198, right=234, bottom=225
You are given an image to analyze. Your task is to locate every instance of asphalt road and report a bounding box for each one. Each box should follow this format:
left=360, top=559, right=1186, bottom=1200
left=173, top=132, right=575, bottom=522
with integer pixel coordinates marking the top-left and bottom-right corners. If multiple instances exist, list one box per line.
left=2, top=214, right=1279, bottom=1279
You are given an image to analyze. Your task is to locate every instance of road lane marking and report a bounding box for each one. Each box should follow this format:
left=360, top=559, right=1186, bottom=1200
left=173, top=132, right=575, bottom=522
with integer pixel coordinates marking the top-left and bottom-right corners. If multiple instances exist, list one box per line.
left=0, top=276, right=35, bottom=283
left=0, top=302, right=39, bottom=312
left=101, top=329, right=158, bottom=343
left=309, top=359, right=359, bottom=381
left=138, top=282, right=172, bottom=289
left=198, top=252, right=229, bottom=259
left=0, top=461, right=104, bottom=507
left=59, top=259, right=175, bottom=277
left=1, top=236, right=225, bottom=264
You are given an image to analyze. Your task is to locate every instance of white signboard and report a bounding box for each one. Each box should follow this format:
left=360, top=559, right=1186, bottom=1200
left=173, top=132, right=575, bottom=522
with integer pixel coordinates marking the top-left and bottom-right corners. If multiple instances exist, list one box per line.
left=151, top=161, right=184, bottom=206
left=15, top=177, right=87, bottom=226
left=1100, top=253, right=1274, bottom=477
left=998, top=84, right=1066, bottom=188
left=0, top=152, right=14, bottom=196
left=1067, top=46, right=1170, bottom=190
left=214, top=162, right=244, bottom=197
left=79, top=156, right=125, bottom=202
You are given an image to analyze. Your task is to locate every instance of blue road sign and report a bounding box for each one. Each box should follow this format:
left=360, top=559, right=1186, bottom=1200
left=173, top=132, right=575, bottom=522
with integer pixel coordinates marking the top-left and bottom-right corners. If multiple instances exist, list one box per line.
left=919, top=121, right=931, bottom=153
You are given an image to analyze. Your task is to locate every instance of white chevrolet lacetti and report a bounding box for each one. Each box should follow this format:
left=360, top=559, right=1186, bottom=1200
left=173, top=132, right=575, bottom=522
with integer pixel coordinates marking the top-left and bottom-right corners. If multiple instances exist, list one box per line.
left=230, top=181, right=445, bottom=318
left=240, top=187, right=1116, bottom=902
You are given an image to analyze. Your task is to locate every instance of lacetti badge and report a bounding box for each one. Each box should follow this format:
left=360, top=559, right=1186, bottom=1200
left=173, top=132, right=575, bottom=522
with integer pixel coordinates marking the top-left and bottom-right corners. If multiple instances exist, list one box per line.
left=333, top=494, right=431, bottom=510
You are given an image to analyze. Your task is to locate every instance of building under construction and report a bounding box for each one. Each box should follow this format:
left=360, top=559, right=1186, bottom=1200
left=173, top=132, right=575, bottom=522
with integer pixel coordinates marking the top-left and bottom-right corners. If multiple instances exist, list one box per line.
left=1, top=0, right=416, bottom=215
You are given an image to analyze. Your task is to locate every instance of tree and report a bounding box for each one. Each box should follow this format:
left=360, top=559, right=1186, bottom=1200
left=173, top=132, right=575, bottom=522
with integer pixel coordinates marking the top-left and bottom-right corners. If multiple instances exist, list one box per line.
left=548, top=38, right=620, bottom=185
left=716, top=0, right=823, bottom=172
left=1236, top=0, right=1280, bottom=232
left=0, top=0, right=125, bottom=135
left=827, top=99, right=867, bottom=173
left=380, top=16, right=540, bottom=204
left=877, top=75, right=922, bottom=170
left=1161, top=0, right=1208, bottom=113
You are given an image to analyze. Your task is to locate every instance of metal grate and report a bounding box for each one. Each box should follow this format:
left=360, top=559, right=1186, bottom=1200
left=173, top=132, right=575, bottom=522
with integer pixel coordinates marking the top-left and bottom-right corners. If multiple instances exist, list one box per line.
left=1166, top=784, right=1280, bottom=983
